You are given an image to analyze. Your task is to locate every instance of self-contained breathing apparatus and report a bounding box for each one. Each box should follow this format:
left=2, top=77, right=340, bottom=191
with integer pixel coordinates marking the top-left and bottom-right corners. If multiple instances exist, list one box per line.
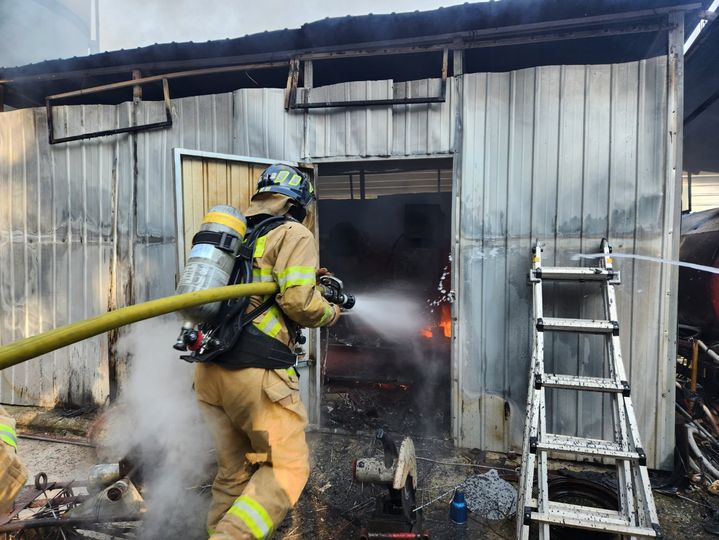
left=173, top=209, right=296, bottom=366
left=172, top=170, right=355, bottom=369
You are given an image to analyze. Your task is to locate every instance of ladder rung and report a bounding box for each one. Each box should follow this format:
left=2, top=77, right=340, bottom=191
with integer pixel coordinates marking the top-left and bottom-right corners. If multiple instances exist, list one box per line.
left=529, top=506, right=658, bottom=537
left=537, top=317, right=618, bottom=335
left=533, top=267, right=620, bottom=283
left=533, top=434, right=645, bottom=463
left=529, top=499, right=620, bottom=518
left=538, top=374, right=629, bottom=395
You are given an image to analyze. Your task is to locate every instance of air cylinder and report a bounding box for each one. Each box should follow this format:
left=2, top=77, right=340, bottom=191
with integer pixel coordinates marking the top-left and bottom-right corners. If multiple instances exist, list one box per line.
left=176, top=205, right=246, bottom=322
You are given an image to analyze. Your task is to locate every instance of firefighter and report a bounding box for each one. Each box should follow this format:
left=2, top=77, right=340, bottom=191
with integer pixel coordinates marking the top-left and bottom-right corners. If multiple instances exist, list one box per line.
left=0, top=405, right=28, bottom=514
left=194, top=164, right=340, bottom=540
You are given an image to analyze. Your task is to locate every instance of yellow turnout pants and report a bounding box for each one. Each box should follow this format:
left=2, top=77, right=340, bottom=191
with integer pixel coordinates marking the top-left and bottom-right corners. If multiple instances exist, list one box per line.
left=0, top=406, right=28, bottom=515
left=194, top=364, right=310, bottom=540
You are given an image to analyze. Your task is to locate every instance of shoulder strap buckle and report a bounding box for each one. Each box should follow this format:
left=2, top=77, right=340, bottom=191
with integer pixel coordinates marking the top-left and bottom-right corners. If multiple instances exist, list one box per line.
left=192, top=230, right=240, bottom=253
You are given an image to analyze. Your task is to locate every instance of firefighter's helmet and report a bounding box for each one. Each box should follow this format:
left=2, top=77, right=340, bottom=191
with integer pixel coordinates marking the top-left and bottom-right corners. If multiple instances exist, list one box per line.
left=254, top=164, right=315, bottom=208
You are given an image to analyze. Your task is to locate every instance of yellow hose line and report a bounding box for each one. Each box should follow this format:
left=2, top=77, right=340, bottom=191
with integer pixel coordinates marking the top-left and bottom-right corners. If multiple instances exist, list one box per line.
left=0, top=283, right=279, bottom=371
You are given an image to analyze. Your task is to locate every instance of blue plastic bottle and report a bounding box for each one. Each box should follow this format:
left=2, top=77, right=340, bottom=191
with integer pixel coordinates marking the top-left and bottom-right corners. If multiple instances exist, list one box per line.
left=449, top=489, right=468, bottom=525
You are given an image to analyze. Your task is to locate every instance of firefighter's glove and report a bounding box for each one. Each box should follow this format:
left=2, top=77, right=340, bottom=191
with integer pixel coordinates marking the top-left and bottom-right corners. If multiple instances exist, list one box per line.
left=316, top=267, right=332, bottom=282
left=329, top=304, right=341, bottom=326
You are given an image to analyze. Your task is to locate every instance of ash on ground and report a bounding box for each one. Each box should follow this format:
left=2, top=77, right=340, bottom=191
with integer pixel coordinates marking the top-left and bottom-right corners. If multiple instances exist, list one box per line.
left=322, top=382, right=451, bottom=438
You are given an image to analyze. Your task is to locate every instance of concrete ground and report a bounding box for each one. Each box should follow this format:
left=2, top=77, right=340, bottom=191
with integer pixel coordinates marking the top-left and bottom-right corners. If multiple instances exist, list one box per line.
left=6, top=408, right=719, bottom=539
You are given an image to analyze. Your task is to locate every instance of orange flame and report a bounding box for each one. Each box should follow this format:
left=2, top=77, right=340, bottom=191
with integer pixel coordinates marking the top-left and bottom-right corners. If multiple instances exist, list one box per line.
left=420, top=326, right=433, bottom=339
left=439, top=304, right=452, bottom=338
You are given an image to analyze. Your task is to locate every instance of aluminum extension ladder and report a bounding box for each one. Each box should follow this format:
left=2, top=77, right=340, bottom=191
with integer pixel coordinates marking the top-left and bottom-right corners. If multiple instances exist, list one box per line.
left=517, top=239, right=660, bottom=539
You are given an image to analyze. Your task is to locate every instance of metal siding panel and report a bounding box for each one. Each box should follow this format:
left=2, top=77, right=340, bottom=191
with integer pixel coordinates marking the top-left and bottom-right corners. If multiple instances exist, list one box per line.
left=391, top=78, right=454, bottom=156
left=457, top=57, right=673, bottom=468
left=608, top=61, right=640, bottom=446
left=633, top=56, right=669, bottom=467
left=577, top=64, right=612, bottom=442
left=0, top=106, right=114, bottom=406
left=232, top=89, right=303, bottom=161
left=555, top=66, right=586, bottom=438
left=305, top=80, right=392, bottom=159
left=482, top=72, right=511, bottom=451
left=689, top=175, right=719, bottom=211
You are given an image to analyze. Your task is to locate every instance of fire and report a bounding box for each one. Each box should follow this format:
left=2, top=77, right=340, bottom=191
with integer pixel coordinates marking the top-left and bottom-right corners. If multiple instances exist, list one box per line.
left=419, top=304, right=452, bottom=339
left=439, top=319, right=451, bottom=338
left=439, top=304, right=451, bottom=338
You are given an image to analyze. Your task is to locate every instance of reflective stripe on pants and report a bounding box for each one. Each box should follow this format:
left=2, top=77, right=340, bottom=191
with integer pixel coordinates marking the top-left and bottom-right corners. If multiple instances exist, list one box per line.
left=226, top=495, right=273, bottom=539
left=0, top=424, right=17, bottom=450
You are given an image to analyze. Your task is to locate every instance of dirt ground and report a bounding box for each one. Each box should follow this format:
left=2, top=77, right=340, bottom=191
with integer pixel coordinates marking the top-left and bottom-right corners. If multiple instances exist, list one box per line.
left=9, top=428, right=719, bottom=539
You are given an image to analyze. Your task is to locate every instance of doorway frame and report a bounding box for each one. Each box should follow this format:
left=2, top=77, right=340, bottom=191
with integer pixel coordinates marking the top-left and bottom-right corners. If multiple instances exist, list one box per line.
left=313, top=155, right=457, bottom=439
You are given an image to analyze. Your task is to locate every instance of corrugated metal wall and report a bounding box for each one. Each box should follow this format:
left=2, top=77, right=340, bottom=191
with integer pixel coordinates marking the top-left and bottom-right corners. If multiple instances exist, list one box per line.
left=0, top=104, right=133, bottom=405
left=455, top=56, right=675, bottom=468
left=683, top=172, right=719, bottom=212
left=0, top=78, right=453, bottom=406
left=0, top=63, right=676, bottom=467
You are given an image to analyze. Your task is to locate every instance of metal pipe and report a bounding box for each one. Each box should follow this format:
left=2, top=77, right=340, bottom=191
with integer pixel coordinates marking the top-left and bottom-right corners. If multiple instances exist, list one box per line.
left=677, top=403, right=719, bottom=445
left=0, top=515, right=142, bottom=533
left=697, top=339, right=719, bottom=364
left=17, top=433, right=95, bottom=448
left=686, top=424, right=719, bottom=480
left=702, top=405, right=719, bottom=436
left=0, top=282, right=278, bottom=370
left=691, top=338, right=700, bottom=392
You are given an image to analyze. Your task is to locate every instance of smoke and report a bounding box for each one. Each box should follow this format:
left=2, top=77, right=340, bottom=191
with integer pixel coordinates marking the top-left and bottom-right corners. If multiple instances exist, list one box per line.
left=99, top=0, right=471, bottom=52
left=0, top=1, right=94, bottom=68
left=103, top=318, right=214, bottom=540
left=349, top=287, right=451, bottom=436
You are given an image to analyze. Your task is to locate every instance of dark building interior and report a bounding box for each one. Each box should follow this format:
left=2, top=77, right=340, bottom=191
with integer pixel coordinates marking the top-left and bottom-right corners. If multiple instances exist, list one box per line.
left=316, top=159, right=453, bottom=437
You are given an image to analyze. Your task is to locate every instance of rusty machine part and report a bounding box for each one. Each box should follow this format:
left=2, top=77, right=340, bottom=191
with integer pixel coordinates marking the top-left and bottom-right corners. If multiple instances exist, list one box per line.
left=353, top=429, right=428, bottom=539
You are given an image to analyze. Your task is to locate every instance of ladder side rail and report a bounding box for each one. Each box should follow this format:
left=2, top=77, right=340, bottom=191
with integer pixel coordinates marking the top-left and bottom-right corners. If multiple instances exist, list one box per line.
left=601, top=244, right=640, bottom=526
left=532, top=243, right=551, bottom=539
left=518, top=241, right=545, bottom=540
left=635, top=456, right=661, bottom=528
left=517, top=336, right=540, bottom=540
left=601, top=242, right=631, bottom=385
left=537, top=390, right=551, bottom=540
left=624, top=395, right=661, bottom=527
left=605, top=295, right=631, bottom=384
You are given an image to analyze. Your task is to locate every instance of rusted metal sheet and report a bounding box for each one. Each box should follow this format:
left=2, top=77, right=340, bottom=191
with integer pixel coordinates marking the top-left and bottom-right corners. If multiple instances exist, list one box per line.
left=453, top=56, right=675, bottom=468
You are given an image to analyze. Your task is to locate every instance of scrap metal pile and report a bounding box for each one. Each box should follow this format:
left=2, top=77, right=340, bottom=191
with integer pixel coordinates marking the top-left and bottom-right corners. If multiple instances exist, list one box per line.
left=676, top=330, right=719, bottom=489
left=0, top=463, right=144, bottom=539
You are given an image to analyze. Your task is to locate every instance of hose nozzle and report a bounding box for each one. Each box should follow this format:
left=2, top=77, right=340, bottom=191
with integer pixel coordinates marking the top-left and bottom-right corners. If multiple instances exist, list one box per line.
left=319, top=275, right=355, bottom=310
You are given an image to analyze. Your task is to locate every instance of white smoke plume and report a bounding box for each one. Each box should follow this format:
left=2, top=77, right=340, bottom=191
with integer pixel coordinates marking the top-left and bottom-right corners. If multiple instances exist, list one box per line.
left=102, top=318, right=214, bottom=539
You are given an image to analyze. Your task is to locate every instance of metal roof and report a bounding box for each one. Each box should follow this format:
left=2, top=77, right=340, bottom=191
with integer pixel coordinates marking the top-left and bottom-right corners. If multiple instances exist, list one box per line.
left=0, top=0, right=707, bottom=108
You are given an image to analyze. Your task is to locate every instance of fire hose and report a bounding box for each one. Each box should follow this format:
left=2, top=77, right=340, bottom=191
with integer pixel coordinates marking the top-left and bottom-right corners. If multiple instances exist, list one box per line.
left=0, top=283, right=278, bottom=371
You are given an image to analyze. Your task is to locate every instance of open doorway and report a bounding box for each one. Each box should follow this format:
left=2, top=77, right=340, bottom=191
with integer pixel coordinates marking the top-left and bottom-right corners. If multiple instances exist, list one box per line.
left=316, top=159, right=453, bottom=438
